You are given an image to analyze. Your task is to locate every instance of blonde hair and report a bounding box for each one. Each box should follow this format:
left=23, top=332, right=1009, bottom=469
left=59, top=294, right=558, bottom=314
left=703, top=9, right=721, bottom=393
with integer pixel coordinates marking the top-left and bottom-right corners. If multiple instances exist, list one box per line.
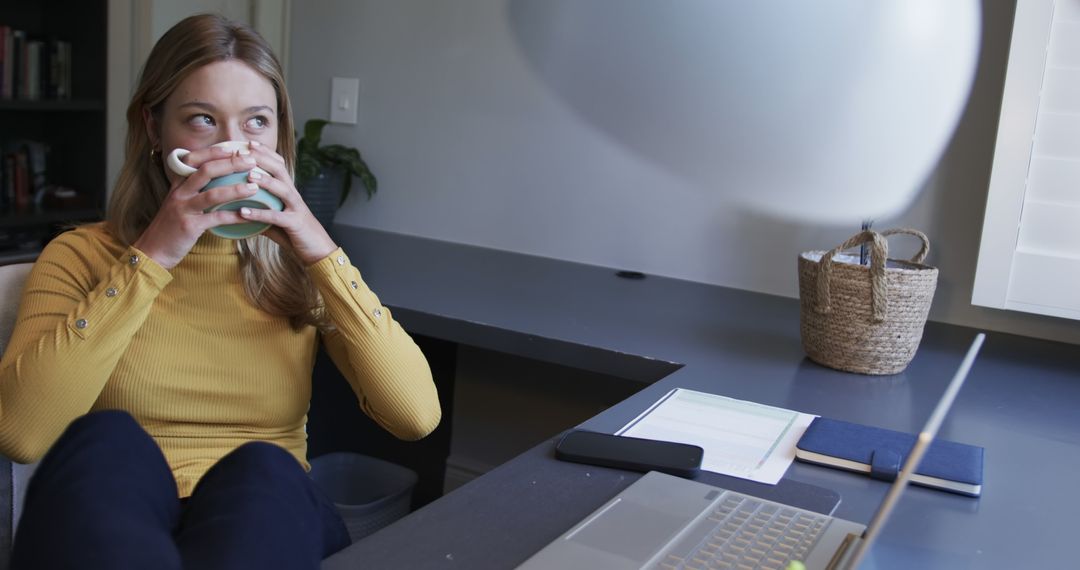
left=108, top=13, right=323, bottom=330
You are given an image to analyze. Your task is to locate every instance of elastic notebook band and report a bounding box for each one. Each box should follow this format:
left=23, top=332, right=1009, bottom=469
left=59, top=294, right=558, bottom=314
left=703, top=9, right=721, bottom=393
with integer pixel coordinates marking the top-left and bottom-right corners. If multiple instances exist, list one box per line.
left=869, top=448, right=902, bottom=481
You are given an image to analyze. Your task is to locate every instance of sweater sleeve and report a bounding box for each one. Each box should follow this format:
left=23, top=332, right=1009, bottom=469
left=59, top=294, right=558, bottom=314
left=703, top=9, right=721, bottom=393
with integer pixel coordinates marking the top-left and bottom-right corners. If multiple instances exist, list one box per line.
left=0, top=229, right=173, bottom=462
left=307, top=248, right=441, bottom=441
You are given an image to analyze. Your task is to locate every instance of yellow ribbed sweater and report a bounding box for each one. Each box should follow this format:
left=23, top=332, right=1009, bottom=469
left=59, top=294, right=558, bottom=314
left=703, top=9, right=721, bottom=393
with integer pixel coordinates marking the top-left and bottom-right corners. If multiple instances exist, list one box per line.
left=0, top=223, right=440, bottom=497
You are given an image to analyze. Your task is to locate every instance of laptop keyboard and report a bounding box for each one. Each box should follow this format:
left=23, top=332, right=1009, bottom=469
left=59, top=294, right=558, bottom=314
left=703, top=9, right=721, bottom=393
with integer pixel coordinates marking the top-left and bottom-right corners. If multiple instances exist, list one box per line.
left=656, top=493, right=830, bottom=570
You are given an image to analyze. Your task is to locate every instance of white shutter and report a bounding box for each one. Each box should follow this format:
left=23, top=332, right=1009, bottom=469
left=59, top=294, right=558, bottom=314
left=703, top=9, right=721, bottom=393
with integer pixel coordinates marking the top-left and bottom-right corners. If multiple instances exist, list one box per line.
left=974, top=0, right=1080, bottom=320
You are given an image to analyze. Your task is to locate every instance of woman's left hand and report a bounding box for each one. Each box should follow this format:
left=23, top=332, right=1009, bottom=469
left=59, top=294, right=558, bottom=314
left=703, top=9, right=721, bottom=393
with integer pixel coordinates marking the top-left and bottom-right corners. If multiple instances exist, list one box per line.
left=238, top=140, right=338, bottom=264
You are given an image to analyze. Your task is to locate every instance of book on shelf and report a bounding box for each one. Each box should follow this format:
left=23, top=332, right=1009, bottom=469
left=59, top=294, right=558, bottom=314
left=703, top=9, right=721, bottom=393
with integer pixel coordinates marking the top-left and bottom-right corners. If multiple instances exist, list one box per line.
left=0, top=25, right=11, bottom=99
left=13, top=148, right=29, bottom=212
left=0, top=23, right=72, bottom=102
left=26, top=39, right=40, bottom=101
left=2, top=145, right=31, bottom=214
left=50, top=39, right=72, bottom=99
left=8, top=28, right=24, bottom=100
left=1, top=140, right=50, bottom=215
left=2, top=150, right=25, bottom=213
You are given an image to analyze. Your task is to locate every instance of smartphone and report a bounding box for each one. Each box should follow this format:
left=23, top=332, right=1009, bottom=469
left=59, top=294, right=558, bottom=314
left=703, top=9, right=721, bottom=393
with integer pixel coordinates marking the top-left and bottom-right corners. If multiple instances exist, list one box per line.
left=555, top=430, right=703, bottom=478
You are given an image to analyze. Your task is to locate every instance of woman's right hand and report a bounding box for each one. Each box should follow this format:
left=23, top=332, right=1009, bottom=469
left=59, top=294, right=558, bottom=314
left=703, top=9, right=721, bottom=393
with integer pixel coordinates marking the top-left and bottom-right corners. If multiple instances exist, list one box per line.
left=133, top=147, right=262, bottom=269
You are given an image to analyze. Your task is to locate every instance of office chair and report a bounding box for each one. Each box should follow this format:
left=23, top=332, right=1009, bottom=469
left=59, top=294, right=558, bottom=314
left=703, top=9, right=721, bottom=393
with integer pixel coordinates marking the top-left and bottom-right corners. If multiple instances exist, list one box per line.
left=0, top=262, right=37, bottom=570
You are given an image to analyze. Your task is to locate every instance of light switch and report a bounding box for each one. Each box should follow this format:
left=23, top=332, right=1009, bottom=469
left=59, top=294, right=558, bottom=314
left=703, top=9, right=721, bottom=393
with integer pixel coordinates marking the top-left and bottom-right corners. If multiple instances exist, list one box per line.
left=329, top=77, right=360, bottom=124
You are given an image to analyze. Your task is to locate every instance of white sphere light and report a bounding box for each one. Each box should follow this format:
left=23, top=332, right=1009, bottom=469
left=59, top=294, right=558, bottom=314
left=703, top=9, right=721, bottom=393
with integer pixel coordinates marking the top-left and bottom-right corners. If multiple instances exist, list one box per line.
left=508, top=0, right=982, bottom=224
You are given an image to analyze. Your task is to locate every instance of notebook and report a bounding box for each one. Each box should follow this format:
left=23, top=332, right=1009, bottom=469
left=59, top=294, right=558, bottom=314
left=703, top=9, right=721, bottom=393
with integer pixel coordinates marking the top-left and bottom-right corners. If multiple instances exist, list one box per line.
left=795, top=417, right=984, bottom=496
left=517, top=333, right=985, bottom=570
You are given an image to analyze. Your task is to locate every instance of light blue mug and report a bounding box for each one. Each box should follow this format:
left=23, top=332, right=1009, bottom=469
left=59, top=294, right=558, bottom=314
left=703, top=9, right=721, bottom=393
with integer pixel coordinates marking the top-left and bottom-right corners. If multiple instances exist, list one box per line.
left=166, top=140, right=283, bottom=239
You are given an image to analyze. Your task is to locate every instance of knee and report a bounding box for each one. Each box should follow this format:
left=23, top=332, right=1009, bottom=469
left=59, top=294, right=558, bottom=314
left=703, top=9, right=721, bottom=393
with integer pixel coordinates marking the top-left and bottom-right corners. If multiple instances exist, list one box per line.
left=199, top=442, right=309, bottom=496
left=224, top=441, right=302, bottom=472
left=55, top=410, right=154, bottom=458
left=68, top=409, right=141, bottom=437
left=24, top=410, right=175, bottom=510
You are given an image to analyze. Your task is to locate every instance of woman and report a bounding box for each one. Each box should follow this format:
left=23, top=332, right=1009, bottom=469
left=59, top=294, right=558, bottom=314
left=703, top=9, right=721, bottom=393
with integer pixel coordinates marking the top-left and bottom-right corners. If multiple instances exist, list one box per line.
left=0, top=13, right=440, bottom=569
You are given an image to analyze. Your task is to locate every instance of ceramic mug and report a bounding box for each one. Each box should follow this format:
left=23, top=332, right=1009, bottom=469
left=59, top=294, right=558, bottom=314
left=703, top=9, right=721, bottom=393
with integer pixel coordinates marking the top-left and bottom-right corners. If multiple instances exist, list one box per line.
left=166, top=140, right=283, bottom=239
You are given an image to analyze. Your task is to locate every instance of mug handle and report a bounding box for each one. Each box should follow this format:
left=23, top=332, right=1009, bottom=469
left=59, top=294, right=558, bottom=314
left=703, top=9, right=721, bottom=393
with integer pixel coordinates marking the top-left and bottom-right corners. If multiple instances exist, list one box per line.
left=166, top=148, right=197, bottom=177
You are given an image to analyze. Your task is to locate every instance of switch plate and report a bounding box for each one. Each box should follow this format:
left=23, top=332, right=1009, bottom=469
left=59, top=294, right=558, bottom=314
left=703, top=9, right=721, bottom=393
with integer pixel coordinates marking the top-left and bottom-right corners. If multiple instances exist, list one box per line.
left=329, top=77, right=360, bottom=124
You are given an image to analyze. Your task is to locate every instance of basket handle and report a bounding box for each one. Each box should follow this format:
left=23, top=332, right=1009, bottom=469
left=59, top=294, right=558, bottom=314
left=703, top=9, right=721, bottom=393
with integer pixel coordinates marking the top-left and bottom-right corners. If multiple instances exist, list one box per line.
left=815, top=228, right=930, bottom=323
left=878, top=228, right=930, bottom=264
left=817, top=230, right=888, bottom=322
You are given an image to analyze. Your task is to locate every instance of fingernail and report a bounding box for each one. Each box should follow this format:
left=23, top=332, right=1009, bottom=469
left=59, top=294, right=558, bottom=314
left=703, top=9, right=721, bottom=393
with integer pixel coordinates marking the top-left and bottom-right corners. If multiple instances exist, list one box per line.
left=242, top=156, right=256, bottom=164
left=248, top=170, right=262, bottom=180
left=246, top=183, right=259, bottom=191
left=237, top=149, right=251, bottom=156
left=249, top=140, right=261, bottom=147
left=240, top=207, right=252, bottom=216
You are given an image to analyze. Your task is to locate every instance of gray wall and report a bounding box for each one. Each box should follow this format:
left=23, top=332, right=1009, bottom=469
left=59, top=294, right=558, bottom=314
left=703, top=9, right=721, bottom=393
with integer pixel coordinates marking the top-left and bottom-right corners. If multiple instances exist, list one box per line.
left=288, top=1, right=1080, bottom=345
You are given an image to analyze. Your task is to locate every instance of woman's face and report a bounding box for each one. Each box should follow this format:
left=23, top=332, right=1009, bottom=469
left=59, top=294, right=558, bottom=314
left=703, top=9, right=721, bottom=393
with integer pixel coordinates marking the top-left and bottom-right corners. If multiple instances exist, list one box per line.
left=151, top=59, right=279, bottom=183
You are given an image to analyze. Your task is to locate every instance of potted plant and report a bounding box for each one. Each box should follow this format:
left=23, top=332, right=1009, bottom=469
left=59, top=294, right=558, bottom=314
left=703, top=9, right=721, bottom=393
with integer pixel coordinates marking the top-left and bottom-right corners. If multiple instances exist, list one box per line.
left=295, top=118, right=378, bottom=227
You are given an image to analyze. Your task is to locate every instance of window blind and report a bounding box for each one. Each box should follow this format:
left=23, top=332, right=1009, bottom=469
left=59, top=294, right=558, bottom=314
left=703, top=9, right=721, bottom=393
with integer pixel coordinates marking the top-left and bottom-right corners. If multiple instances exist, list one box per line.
left=974, top=0, right=1080, bottom=320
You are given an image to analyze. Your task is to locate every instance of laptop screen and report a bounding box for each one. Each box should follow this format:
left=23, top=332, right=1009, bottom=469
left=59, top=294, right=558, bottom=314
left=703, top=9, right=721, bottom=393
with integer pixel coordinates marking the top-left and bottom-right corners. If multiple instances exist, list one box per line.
left=843, top=333, right=985, bottom=568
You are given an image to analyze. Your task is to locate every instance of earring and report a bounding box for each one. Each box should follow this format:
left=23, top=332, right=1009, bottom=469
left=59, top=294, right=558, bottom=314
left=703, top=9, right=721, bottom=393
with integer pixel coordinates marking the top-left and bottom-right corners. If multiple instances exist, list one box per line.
left=150, top=147, right=160, bottom=160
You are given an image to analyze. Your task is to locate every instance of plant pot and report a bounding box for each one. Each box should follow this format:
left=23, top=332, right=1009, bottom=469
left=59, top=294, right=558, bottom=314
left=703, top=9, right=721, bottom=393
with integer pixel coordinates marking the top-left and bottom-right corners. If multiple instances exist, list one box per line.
left=299, top=166, right=344, bottom=228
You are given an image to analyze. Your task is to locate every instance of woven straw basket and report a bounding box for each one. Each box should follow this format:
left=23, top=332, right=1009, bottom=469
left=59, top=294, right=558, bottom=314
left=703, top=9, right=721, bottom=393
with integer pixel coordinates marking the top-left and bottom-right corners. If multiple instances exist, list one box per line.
left=798, top=228, right=938, bottom=375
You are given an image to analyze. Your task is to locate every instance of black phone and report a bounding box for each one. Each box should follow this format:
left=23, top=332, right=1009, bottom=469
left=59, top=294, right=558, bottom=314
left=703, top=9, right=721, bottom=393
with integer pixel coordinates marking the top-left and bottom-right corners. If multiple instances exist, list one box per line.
left=555, top=430, right=703, bottom=478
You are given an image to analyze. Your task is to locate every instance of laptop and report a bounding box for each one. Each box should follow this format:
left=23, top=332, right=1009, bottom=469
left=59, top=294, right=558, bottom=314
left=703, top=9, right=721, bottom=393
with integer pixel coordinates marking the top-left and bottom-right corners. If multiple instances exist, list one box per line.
left=518, top=333, right=985, bottom=570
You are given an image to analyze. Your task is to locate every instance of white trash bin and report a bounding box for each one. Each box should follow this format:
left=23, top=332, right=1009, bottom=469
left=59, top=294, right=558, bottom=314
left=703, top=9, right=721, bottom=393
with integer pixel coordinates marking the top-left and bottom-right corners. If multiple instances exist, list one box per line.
left=309, top=452, right=418, bottom=543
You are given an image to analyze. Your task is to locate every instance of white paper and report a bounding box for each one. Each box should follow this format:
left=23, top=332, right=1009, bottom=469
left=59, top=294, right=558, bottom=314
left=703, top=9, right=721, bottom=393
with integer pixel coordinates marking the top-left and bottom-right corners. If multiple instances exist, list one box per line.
left=616, top=388, right=816, bottom=485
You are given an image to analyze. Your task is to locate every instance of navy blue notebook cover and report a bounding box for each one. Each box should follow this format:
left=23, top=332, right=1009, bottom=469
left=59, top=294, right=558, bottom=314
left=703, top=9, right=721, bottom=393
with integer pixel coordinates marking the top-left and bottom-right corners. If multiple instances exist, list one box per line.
left=795, top=417, right=984, bottom=497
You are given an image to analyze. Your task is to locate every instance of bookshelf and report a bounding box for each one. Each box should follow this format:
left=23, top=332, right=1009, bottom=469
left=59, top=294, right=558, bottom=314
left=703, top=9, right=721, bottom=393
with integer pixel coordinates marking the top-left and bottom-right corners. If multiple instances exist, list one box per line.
left=0, top=0, right=107, bottom=265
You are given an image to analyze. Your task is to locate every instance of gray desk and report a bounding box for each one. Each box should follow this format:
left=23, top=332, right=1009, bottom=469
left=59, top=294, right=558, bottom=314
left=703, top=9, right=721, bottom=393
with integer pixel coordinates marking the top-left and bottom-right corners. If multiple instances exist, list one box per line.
left=323, top=227, right=1080, bottom=569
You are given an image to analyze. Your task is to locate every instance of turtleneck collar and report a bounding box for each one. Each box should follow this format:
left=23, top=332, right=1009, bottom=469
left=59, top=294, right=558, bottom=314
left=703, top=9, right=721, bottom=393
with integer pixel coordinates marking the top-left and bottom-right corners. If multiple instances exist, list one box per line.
left=189, top=232, right=239, bottom=255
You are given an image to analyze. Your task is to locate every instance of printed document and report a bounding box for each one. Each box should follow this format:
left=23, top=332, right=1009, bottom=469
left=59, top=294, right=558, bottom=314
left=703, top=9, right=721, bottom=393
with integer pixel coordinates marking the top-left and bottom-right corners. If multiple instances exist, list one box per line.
left=616, top=388, right=815, bottom=484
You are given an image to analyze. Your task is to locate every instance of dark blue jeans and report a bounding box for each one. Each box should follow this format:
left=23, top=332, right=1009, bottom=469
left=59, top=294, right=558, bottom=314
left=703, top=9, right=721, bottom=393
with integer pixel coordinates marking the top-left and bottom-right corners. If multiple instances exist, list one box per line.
left=11, top=410, right=350, bottom=570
